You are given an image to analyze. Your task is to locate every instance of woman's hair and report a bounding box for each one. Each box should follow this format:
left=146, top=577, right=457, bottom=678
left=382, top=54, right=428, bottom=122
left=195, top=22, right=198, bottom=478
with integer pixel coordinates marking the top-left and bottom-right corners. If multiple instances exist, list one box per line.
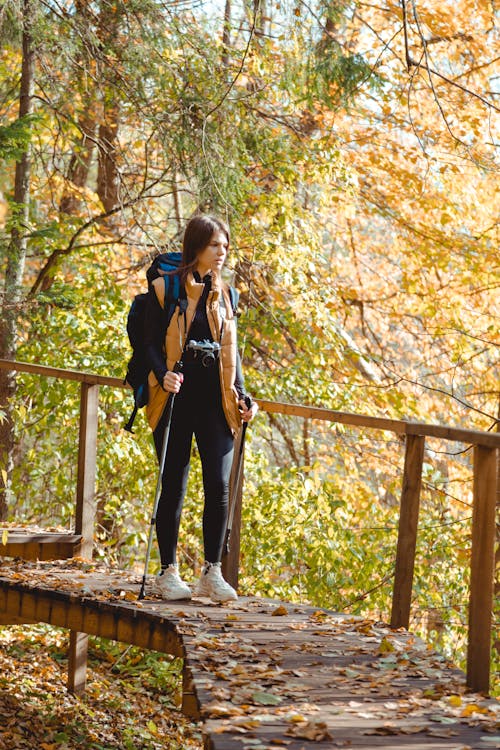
left=178, top=214, right=230, bottom=283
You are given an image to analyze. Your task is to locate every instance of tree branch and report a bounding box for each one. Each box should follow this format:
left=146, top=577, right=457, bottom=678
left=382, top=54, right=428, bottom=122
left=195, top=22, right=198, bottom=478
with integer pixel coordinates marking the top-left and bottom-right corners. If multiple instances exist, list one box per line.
left=28, top=177, right=169, bottom=298
left=401, top=0, right=500, bottom=114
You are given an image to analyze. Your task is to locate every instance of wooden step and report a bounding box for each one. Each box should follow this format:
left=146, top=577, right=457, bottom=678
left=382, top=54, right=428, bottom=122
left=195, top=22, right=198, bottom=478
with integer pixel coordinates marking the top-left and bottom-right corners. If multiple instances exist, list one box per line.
left=0, top=531, right=82, bottom=561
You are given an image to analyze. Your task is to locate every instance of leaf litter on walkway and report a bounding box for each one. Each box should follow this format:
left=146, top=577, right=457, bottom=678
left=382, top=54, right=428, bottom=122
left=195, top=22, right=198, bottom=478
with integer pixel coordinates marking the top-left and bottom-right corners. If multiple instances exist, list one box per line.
left=0, top=559, right=499, bottom=748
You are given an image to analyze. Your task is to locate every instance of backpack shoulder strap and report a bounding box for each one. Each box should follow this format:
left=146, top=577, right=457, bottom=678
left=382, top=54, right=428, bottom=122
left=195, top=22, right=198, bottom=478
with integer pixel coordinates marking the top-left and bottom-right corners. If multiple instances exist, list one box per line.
left=153, top=272, right=187, bottom=331
left=152, top=276, right=165, bottom=309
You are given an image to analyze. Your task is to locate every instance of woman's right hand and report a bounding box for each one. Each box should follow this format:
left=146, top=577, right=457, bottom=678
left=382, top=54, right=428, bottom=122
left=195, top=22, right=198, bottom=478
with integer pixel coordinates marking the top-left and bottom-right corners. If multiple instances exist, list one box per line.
left=163, top=370, right=184, bottom=393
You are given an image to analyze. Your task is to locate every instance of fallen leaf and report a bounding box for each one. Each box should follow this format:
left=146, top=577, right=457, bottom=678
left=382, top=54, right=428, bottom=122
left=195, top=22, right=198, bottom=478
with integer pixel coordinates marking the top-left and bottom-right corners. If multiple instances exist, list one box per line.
left=288, top=713, right=308, bottom=723
left=427, top=727, right=459, bottom=738
left=272, top=605, right=288, bottom=616
left=362, top=724, right=404, bottom=736
left=378, top=637, right=396, bottom=654
left=461, top=703, right=489, bottom=717
left=204, top=701, right=245, bottom=717
left=285, top=720, right=333, bottom=741
left=252, top=691, right=283, bottom=706
left=429, top=714, right=460, bottom=724
left=213, top=725, right=250, bottom=734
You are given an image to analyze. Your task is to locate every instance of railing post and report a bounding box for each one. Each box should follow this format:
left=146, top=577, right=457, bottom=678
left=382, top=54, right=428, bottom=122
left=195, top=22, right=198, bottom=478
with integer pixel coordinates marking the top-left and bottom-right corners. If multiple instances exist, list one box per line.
left=70, top=381, right=98, bottom=695
left=75, top=382, right=99, bottom=558
left=390, top=434, right=425, bottom=629
left=467, top=444, right=497, bottom=693
left=222, top=426, right=245, bottom=590
left=68, top=630, right=88, bottom=695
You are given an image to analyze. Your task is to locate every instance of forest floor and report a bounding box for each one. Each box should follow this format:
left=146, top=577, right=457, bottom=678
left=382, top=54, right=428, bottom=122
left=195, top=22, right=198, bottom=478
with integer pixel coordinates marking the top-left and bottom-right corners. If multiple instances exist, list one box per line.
left=0, top=623, right=203, bottom=750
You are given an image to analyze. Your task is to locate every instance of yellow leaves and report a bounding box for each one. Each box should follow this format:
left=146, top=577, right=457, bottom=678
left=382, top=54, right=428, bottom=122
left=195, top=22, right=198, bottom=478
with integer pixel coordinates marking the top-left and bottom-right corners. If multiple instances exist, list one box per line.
left=378, top=636, right=396, bottom=654
left=118, top=590, right=136, bottom=602
left=288, top=712, right=308, bottom=723
left=2, top=529, right=8, bottom=546
left=460, top=703, right=490, bottom=717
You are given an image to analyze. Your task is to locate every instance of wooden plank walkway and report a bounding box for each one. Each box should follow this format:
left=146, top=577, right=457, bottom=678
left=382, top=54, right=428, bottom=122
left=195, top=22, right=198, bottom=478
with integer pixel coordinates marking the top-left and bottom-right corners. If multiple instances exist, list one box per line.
left=0, top=559, right=498, bottom=750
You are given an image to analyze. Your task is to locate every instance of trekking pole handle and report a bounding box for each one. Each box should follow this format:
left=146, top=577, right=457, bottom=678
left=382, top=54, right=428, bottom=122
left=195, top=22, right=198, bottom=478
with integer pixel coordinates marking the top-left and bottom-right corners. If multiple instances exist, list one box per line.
left=239, top=395, right=253, bottom=443
left=172, top=360, right=184, bottom=382
left=240, top=395, right=253, bottom=416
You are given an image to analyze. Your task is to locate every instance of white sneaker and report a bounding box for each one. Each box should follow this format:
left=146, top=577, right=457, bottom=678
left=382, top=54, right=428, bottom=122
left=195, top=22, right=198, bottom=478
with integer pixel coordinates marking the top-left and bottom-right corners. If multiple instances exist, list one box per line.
left=194, top=561, right=238, bottom=603
left=156, top=565, right=192, bottom=600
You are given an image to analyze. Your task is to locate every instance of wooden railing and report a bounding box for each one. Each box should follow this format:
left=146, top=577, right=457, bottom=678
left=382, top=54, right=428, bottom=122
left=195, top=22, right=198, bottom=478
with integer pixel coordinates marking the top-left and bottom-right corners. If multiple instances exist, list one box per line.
left=0, top=358, right=498, bottom=693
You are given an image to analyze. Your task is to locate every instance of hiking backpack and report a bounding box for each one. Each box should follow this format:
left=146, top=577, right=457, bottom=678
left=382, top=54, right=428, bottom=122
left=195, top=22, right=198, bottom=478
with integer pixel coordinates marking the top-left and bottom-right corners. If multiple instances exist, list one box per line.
left=124, top=251, right=239, bottom=433
left=124, top=251, right=184, bottom=432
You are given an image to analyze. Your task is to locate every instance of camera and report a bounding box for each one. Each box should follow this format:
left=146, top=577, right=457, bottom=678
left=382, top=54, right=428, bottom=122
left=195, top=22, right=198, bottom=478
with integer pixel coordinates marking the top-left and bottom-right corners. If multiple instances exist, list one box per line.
left=186, top=339, right=221, bottom=367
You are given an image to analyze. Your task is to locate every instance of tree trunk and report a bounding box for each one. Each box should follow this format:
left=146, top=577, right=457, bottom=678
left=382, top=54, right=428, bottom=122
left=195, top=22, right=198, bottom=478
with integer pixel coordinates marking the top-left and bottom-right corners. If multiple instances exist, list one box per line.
left=254, top=0, right=267, bottom=37
left=59, top=107, right=98, bottom=219
left=96, top=1, right=121, bottom=214
left=59, top=0, right=99, bottom=221
left=97, top=107, right=120, bottom=213
left=0, top=0, right=35, bottom=520
left=222, top=0, right=231, bottom=69
left=51, top=2, right=99, bottom=290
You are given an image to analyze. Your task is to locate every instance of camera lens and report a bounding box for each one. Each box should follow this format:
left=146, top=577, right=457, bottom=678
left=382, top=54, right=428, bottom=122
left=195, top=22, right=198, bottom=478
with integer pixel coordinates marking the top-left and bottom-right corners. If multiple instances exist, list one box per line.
left=202, top=352, right=215, bottom=367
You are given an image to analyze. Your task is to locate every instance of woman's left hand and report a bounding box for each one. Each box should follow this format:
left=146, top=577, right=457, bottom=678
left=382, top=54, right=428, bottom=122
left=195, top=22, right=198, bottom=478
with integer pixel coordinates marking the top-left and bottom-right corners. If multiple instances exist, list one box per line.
left=239, top=398, right=259, bottom=422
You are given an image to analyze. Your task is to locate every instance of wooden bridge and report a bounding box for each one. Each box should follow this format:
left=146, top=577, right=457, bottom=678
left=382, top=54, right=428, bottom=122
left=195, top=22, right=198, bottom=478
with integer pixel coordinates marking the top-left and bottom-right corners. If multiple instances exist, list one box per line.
left=0, top=358, right=498, bottom=749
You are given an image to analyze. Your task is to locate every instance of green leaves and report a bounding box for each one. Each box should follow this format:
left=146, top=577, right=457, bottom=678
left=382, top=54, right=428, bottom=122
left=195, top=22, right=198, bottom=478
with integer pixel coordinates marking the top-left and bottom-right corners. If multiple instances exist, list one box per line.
left=0, top=115, right=40, bottom=162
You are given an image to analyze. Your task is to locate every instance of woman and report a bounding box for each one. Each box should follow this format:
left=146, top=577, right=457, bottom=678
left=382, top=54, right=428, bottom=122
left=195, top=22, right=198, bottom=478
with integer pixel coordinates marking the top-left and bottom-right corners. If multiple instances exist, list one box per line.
left=144, top=214, right=258, bottom=602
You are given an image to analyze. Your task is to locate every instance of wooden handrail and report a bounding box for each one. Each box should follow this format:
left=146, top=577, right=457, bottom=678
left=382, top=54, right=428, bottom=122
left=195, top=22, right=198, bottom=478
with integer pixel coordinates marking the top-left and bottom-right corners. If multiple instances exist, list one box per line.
left=257, top=399, right=500, bottom=447
left=2, top=359, right=499, bottom=447
left=0, top=357, right=497, bottom=693
left=0, top=357, right=124, bottom=388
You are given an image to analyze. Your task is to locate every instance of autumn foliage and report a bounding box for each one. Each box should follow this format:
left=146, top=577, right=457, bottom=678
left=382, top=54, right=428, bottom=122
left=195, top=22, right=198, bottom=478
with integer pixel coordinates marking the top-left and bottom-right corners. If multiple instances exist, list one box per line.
left=0, top=0, right=498, bottom=691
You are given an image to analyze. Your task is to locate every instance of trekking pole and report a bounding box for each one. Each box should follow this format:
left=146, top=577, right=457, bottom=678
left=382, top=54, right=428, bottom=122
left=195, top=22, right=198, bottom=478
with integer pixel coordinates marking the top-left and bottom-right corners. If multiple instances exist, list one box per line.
left=138, top=363, right=183, bottom=600
left=223, top=396, right=253, bottom=557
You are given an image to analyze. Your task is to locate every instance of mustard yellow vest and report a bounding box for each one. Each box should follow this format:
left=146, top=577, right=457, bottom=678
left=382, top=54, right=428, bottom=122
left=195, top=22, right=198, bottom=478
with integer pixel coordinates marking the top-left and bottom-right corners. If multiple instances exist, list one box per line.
left=145, top=272, right=242, bottom=436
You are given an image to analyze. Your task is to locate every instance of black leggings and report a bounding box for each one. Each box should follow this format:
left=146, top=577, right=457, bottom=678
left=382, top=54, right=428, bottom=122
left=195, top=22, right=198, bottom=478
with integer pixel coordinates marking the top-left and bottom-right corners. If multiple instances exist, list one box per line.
left=153, top=364, right=234, bottom=568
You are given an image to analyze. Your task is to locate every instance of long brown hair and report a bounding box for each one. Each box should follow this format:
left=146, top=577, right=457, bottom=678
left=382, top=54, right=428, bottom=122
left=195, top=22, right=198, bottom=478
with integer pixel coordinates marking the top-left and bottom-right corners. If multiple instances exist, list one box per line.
left=178, top=214, right=230, bottom=284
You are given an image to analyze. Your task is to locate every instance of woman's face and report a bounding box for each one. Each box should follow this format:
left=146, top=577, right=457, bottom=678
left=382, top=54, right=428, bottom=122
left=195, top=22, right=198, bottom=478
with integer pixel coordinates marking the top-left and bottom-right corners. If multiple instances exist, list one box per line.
left=196, top=230, right=228, bottom=275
